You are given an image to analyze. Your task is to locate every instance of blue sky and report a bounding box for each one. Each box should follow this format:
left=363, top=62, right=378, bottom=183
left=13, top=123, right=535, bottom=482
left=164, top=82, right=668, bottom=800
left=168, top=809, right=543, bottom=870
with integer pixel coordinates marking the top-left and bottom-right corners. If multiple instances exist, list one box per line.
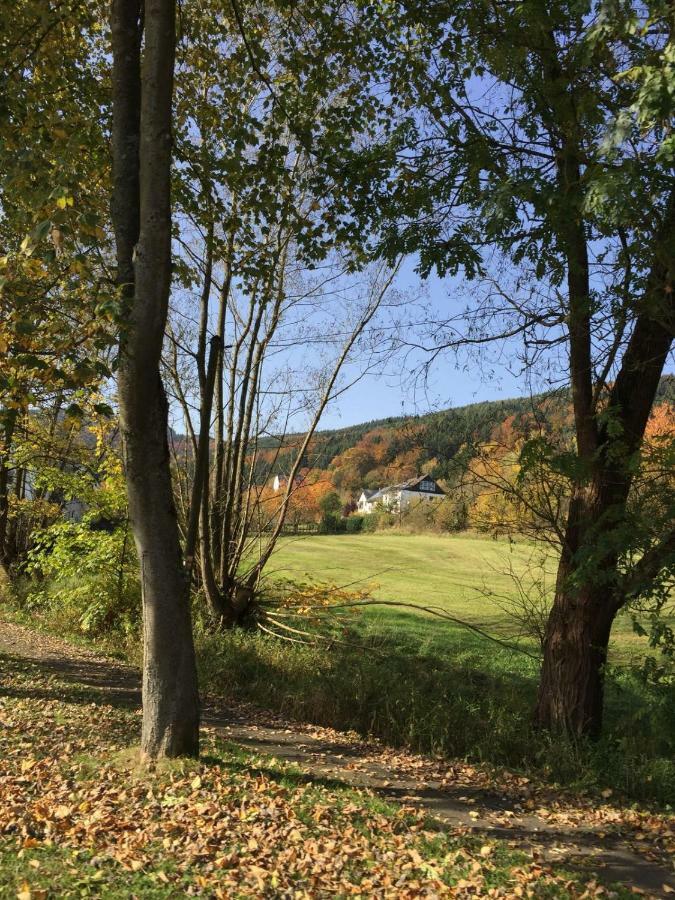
left=320, top=360, right=527, bottom=429
left=317, top=255, right=675, bottom=431
left=318, top=259, right=535, bottom=430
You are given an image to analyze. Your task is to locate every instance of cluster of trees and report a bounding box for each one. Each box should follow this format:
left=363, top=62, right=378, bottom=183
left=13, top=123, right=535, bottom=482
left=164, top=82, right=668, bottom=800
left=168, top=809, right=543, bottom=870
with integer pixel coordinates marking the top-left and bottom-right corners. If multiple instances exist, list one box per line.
left=257, top=388, right=673, bottom=547
left=3, top=0, right=674, bottom=757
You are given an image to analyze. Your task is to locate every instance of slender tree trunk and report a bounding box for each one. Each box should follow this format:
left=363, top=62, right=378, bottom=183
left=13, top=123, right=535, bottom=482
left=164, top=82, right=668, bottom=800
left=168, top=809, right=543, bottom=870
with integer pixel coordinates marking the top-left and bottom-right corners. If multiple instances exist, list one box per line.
left=111, top=0, right=199, bottom=758
left=185, top=335, right=221, bottom=576
left=0, top=408, right=18, bottom=571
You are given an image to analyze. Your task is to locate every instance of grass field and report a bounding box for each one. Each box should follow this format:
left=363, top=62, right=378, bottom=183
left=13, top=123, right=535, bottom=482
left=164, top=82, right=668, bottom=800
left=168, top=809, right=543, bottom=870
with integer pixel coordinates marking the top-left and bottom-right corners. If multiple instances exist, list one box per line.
left=269, top=532, right=536, bottom=620
left=194, top=532, right=675, bottom=803
left=264, top=532, right=643, bottom=658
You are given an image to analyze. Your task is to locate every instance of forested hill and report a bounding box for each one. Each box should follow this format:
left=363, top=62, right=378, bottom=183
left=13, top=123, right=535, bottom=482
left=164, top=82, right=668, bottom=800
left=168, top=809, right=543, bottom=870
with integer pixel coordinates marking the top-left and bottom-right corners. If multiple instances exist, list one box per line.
left=256, top=374, right=675, bottom=491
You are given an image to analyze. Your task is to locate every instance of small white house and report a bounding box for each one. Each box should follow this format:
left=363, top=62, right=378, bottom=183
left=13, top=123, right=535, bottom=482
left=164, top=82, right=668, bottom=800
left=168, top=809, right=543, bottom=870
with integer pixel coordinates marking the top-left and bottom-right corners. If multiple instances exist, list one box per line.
left=272, top=472, right=307, bottom=493
left=356, top=489, right=378, bottom=512
left=357, top=475, right=445, bottom=513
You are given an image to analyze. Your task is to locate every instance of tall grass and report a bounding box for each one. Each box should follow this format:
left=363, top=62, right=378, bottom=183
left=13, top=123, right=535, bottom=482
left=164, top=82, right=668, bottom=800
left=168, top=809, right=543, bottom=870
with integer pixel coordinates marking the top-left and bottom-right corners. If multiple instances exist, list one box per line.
left=196, top=613, right=675, bottom=805
left=5, top=566, right=674, bottom=805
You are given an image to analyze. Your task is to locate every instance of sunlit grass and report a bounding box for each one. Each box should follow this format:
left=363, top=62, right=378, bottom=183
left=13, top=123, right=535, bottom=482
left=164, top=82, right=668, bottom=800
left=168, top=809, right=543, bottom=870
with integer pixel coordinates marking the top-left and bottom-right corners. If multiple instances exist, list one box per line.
left=265, top=532, right=652, bottom=659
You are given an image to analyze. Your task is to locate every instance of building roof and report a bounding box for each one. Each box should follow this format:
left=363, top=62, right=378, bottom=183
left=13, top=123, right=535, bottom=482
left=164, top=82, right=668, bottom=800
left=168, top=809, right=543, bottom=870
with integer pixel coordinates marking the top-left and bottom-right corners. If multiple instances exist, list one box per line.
left=400, top=474, right=446, bottom=494
left=363, top=474, right=446, bottom=500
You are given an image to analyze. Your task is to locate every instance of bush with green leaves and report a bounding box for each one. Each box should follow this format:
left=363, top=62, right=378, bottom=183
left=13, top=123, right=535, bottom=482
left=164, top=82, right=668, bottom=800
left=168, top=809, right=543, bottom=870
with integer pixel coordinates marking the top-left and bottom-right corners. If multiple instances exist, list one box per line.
left=23, top=513, right=140, bottom=637
left=319, top=491, right=342, bottom=517
left=319, top=512, right=346, bottom=534
left=360, top=509, right=395, bottom=532
left=345, top=514, right=364, bottom=533
left=20, top=451, right=140, bottom=639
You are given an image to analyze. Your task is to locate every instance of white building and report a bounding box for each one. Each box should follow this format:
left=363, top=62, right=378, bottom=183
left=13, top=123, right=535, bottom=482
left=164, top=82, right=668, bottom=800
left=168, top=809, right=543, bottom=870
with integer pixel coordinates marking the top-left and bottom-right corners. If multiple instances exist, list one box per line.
left=357, top=475, right=445, bottom=514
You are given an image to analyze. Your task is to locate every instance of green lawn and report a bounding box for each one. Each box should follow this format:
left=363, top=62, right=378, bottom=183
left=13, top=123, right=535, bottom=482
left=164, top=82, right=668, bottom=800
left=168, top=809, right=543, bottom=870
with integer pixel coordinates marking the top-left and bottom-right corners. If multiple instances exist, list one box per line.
left=208, top=531, right=674, bottom=802
left=269, top=532, right=538, bottom=620
left=264, top=532, right=642, bottom=657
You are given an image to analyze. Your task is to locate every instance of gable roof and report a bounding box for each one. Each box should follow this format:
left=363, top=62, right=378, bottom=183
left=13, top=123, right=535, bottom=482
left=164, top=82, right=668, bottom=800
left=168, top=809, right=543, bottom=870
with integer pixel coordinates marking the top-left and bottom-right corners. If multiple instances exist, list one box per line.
left=400, top=474, right=446, bottom=495
left=364, top=474, right=445, bottom=500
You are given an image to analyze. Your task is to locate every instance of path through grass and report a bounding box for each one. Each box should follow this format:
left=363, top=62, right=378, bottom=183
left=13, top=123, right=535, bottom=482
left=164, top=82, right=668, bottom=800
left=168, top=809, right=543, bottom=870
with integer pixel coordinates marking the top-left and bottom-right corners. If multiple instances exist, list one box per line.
left=1, top=636, right=650, bottom=898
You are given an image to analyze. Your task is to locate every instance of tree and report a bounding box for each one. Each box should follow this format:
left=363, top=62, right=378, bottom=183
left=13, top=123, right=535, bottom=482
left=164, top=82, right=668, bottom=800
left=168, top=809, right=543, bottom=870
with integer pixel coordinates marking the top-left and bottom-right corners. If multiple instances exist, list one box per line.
left=110, top=0, right=199, bottom=757
left=161, top=0, right=400, bottom=626
left=168, top=251, right=395, bottom=625
left=319, top=491, right=342, bottom=517
left=331, top=0, right=675, bottom=736
left=1, top=0, right=113, bottom=575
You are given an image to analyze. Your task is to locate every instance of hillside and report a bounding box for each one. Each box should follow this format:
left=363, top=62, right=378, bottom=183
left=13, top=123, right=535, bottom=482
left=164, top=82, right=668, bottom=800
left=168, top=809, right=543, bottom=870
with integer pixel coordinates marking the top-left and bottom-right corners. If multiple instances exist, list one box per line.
left=256, top=374, right=675, bottom=495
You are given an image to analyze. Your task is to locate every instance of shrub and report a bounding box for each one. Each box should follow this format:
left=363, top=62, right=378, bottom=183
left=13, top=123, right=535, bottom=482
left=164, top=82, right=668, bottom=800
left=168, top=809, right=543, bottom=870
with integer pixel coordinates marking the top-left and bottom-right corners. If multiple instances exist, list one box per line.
left=319, top=512, right=346, bottom=534
left=22, top=516, right=140, bottom=638
left=345, top=514, right=364, bottom=533
left=399, top=500, right=441, bottom=533
left=436, top=497, right=469, bottom=532
left=360, top=513, right=378, bottom=532
left=360, top=510, right=394, bottom=532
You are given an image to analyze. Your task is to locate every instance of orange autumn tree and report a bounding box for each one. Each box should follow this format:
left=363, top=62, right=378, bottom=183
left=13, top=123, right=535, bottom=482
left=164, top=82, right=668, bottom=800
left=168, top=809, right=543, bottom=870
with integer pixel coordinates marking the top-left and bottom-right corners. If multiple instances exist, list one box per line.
left=466, top=414, right=570, bottom=540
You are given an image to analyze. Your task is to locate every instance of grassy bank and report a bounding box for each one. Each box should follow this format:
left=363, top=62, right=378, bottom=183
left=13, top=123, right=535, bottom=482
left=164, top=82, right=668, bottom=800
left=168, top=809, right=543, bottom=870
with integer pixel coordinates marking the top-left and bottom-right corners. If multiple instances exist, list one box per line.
left=196, top=612, right=675, bottom=806
left=5, top=532, right=674, bottom=805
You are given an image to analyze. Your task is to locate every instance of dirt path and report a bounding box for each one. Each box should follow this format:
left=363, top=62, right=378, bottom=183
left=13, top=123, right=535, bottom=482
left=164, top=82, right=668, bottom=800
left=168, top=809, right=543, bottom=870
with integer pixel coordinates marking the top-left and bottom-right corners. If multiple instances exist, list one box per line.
left=1, top=618, right=673, bottom=897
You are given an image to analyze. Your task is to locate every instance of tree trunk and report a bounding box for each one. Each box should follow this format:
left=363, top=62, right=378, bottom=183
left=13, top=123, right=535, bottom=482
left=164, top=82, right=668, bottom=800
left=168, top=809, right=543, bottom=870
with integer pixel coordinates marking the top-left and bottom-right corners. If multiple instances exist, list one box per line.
left=0, top=408, right=18, bottom=570
left=534, top=502, right=619, bottom=737
left=121, top=374, right=199, bottom=756
left=535, top=590, right=616, bottom=738
left=111, top=0, right=199, bottom=758
left=533, top=35, right=675, bottom=739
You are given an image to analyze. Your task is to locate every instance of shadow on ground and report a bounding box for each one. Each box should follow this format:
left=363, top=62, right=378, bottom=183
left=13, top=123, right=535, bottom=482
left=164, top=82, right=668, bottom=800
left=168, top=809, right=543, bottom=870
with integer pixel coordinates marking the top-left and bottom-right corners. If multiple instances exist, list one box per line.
left=1, top=638, right=673, bottom=897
